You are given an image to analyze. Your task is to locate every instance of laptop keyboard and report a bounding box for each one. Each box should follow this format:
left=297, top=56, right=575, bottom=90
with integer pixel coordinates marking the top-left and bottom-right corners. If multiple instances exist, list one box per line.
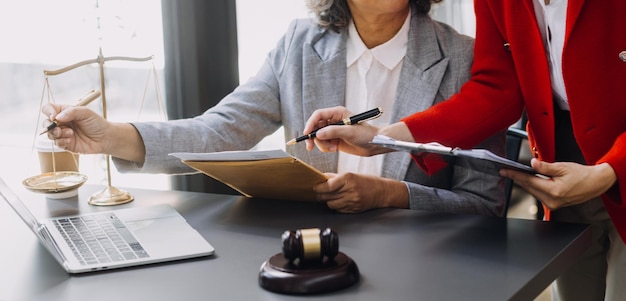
left=53, top=213, right=149, bottom=266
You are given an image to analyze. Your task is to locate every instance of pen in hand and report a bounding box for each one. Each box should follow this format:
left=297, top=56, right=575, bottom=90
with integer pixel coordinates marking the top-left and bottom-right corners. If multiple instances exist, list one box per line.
left=286, top=107, right=383, bottom=145
left=39, top=89, right=101, bottom=135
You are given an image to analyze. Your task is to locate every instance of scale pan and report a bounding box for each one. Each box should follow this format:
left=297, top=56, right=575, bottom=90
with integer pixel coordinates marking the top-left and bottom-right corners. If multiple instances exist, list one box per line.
left=22, top=171, right=88, bottom=194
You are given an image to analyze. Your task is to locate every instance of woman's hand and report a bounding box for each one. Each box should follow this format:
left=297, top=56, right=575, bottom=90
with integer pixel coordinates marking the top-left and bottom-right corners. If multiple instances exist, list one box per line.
left=314, top=172, right=409, bottom=213
left=42, top=103, right=110, bottom=154
left=500, top=159, right=617, bottom=209
left=303, top=106, right=410, bottom=156
left=41, top=103, right=146, bottom=163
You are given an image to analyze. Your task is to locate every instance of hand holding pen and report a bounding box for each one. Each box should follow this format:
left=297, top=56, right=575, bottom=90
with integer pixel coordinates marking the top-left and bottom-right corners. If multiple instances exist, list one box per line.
left=287, top=107, right=383, bottom=145
left=41, top=90, right=145, bottom=162
left=39, top=90, right=101, bottom=135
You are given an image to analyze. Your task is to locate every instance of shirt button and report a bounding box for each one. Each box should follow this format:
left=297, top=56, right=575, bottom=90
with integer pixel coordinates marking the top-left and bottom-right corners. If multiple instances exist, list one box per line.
left=620, top=51, right=626, bottom=62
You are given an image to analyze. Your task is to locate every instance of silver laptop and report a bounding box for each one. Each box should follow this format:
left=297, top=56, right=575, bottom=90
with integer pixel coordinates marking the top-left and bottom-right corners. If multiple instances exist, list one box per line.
left=0, top=178, right=214, bottom=273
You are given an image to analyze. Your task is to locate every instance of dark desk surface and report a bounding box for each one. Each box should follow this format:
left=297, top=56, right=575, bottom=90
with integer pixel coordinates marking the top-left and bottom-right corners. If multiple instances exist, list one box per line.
left=0, top=184, right=590, bottom=301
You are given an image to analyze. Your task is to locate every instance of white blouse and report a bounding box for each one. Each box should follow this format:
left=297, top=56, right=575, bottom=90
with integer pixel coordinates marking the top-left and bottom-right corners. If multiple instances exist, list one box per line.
left=534, top=0, right=569, bottom=110
left=338, top=10, right=410, bottom=176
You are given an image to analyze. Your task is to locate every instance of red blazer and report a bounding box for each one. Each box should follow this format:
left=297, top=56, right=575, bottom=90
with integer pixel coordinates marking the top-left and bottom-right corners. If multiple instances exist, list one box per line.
left=403, top=0, right=626, bottom=239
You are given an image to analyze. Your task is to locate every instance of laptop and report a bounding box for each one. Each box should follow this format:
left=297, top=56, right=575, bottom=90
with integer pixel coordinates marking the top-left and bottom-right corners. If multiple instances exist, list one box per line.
left=0, top=178, right=215, bottom=273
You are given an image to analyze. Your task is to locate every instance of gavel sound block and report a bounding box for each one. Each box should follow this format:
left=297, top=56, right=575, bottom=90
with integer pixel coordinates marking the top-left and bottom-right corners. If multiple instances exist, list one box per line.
left=258, top=228, right=360, bottom=294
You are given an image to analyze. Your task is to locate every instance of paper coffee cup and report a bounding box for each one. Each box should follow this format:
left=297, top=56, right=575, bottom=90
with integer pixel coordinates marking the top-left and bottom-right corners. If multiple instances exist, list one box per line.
left=35, top=136, right=79, bottom=173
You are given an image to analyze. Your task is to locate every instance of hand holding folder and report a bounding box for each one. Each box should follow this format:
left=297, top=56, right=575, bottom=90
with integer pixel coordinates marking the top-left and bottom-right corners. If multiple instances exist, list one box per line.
left=170, top=150, right=329, bottom=201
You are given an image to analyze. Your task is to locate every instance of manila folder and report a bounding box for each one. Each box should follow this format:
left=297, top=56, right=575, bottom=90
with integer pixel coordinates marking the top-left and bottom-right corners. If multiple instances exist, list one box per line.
left=170, top=150, right=329, bottom=202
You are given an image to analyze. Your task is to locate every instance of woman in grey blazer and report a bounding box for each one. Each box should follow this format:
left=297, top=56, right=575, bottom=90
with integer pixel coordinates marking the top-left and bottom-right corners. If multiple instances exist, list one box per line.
left=42, top=0, right=505, bottom=216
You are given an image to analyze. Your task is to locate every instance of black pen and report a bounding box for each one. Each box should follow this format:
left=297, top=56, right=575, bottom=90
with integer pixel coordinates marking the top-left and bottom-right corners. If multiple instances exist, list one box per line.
left=39, top=89, right=101, bottom=135
left=286, top=107, right=383, bottom=145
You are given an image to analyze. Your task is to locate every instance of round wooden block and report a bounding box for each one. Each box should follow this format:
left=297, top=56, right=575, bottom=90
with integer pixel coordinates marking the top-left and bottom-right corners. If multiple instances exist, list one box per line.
left=258, top=252, right=359, bottom=294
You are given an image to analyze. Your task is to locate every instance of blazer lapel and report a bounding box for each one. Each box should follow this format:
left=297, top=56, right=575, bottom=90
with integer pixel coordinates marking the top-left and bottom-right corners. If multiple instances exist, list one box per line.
left=301, top=29, right=347, bottom=172
left=383, top=12, right=450, bottom=181
left=517, top=0, right=556, bottom=160
left=565, top=0, right=584, bottom=47
left=393, top=13, right=449, bottom=119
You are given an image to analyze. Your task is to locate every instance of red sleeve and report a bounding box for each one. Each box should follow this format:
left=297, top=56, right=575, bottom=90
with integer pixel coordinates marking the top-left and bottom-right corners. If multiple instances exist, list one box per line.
left=597, top=131, right=626, bottom=238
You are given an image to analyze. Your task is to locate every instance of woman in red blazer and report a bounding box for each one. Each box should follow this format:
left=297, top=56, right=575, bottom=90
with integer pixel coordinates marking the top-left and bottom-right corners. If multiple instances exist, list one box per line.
left=304, top=0, right=626, bottom=299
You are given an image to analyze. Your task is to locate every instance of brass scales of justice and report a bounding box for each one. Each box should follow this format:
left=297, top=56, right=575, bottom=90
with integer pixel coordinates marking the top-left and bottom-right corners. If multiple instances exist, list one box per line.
left=38, top=48, right=164, bottom=206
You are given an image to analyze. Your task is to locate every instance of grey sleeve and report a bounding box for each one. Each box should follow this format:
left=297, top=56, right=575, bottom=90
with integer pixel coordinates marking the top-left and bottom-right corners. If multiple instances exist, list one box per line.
left=404, top=131, right=507, bottom=217
left=110, top=21, right=312, bottom=174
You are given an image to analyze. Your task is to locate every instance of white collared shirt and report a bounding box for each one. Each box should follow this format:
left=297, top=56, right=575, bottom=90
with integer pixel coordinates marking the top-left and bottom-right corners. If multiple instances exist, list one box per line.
left=338, top=11, right=410, bottom=176
left=533, top=0, right=569, bottom=110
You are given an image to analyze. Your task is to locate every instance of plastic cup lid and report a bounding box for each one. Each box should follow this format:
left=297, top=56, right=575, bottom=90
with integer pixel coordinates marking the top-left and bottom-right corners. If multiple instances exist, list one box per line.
left=35, top=135, right=69, bottom=153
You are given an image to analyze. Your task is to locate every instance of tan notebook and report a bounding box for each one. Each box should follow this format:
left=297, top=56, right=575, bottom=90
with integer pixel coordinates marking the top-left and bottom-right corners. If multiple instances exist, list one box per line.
left=170, top=150, right=329, bottom=201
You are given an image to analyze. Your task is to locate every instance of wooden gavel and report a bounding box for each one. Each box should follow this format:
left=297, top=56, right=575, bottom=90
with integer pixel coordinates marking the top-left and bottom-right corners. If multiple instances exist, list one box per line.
left=281, top=228, right=339, bottom=263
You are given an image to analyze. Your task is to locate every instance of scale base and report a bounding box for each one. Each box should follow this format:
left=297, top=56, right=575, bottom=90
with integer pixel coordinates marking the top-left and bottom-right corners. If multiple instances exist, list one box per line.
left=259, top=252, right=359, bottom=295
left=88, top=186, right=134, bottom=206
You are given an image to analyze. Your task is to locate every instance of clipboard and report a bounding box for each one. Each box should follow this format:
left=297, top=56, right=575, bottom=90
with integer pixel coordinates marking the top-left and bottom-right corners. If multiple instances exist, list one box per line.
left=170, top=150, right=329, bottom=201
left=370, top=135, right=547, bottom=178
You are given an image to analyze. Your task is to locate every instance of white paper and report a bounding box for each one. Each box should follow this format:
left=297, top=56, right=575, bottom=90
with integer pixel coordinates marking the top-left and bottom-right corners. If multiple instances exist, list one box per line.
left=169, top=149, right=291, bottom=162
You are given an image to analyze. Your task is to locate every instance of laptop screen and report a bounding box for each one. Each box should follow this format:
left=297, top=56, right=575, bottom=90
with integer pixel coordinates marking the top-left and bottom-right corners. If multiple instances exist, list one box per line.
left=0, top=177, right=41, bottom=233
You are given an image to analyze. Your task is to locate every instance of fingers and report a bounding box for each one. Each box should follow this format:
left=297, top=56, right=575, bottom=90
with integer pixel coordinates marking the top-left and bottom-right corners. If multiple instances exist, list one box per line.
left=326, top=200, right=352, bottom=213
left=500, top=159, right=555, bottom=188
left=502, top=168, right=549, bottom=193
left=41, top=103, right=61, bottom=118
left=53, top=106, right=85, bottom=124
left=307, top=124, right=348, bottom=153
left=41, top=105, right=78, bottom=132
left=314, top=174, right=358, bottom=212
left=302, top=106, right=388, bottom=156
left=313, top=136, right=338, bottom=152
left=43, top=111, right=81, bottom=153
left=313, top=173, right=341, bottom=198
left=41, top=103, right=71, bottom=122
left=303, top=106, right=352, bottom=135
left=317, top=123, right=379, bottom=156
left=305, top=139, right=315, bottom=151
left=41, top=103, right=63, bottom=129
left=314, top=173, right=367, bottom=213
left=500, top=159, right=585, bottom=210
left=314, top=125, right=352, bottom=141
left=530, top=158, right=550, bottom=175
left=53, top=136, right=73, bottom=150
left=304, top=107, right=350, bottom=152
left=47, top=127, right=75, bottom=148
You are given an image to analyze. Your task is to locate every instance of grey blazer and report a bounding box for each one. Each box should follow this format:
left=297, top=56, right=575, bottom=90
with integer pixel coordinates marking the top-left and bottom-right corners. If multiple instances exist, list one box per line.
left=115, top=11, right=506, bottom=216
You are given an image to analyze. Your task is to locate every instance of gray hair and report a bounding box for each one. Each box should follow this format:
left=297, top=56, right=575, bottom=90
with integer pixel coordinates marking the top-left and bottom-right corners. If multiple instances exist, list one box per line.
left=305, top=0, right=443, bottom=32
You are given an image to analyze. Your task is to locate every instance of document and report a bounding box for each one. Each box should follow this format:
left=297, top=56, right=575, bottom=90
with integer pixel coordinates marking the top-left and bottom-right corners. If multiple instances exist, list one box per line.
left=371, top=135, right=545, bottom=177
left=170, top=150, right=329, bottom=201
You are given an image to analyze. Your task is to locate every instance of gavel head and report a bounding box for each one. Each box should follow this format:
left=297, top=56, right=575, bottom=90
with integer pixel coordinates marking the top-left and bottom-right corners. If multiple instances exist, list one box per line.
left=281, top=228, right=338, bottom=264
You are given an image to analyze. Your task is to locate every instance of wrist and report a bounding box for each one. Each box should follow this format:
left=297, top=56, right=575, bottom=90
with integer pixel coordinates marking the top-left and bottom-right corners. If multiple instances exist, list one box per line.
left=381, top=179, right=409, bottom=209
left=379, top=122, right=414, bottom=143
left=106, top=122, right=146, bottom=164
left=595, top=162, right=617, bottom=193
